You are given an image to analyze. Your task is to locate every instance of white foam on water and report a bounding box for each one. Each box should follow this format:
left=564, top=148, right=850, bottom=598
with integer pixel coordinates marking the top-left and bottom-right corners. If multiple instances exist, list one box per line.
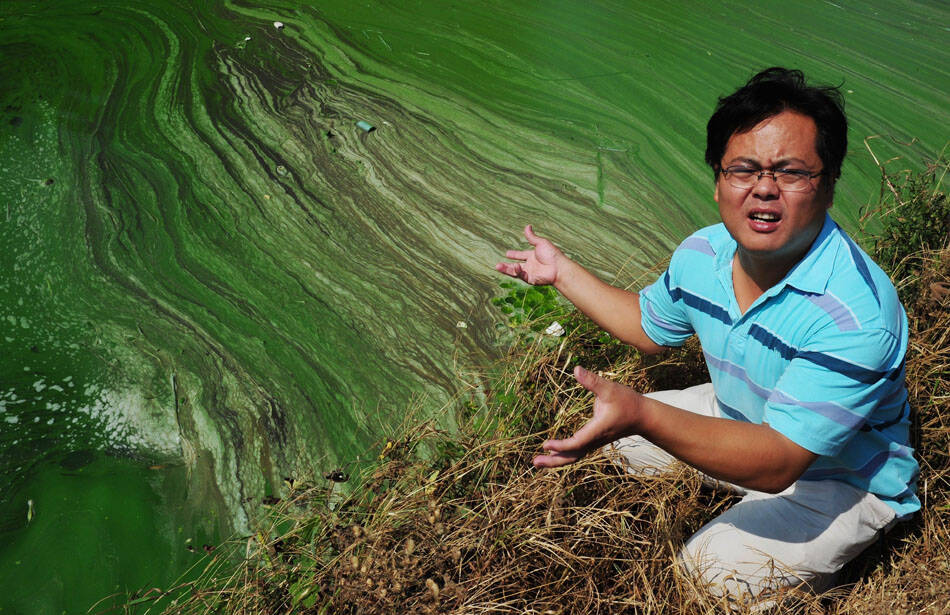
left=77, top=386, right=181, bottom=455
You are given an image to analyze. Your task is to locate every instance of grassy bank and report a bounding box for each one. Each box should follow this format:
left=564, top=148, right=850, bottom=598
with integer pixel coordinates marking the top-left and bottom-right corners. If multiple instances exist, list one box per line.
left=135, top=161, right=948, bottom=615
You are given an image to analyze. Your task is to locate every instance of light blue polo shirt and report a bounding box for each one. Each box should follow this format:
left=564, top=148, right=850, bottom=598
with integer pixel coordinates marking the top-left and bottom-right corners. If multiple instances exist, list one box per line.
left=639, top=214, right=919, bottom=518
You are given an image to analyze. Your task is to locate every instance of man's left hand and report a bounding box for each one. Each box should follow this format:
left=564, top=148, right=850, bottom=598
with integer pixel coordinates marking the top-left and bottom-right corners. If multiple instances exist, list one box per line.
left=533, top=366, right=642, bottom=468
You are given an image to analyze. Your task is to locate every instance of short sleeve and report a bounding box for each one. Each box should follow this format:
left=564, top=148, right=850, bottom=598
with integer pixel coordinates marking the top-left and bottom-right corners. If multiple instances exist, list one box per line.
left=763, top=326, right=905, bottom=456
left=639, top=256, right=694, bottom=348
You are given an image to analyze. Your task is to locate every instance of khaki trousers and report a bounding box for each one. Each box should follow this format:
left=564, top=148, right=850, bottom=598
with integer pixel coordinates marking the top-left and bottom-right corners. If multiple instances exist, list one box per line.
left=610, top=383, right=898, bottom=606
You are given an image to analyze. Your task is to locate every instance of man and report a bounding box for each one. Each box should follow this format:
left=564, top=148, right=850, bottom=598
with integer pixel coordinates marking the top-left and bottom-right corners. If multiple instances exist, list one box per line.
left=496, top=68, right=919, bottom=604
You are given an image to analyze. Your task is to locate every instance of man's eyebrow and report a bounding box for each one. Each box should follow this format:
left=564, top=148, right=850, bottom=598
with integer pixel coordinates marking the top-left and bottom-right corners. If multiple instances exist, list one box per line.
left=724, top=156, right=810, bottom=167
left=723, top=157, right=760, bottom=167
left=772, top=157, right=809, bottom=167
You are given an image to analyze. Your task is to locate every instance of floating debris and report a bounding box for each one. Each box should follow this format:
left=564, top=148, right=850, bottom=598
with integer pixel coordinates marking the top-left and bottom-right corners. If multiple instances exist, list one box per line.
left=355, top=120, right=375, bottom=133
left=275, top=164, right=288, bottom=176
left=325, top=469, right=349, bottom=483
left=274, top=21, right=284, bottom=30
left=544, top=321, right=565, bottom=337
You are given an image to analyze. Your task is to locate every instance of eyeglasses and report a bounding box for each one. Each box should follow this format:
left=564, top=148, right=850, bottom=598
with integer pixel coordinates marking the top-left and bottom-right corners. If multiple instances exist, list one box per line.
left=719, top=166, right=824, bottom=192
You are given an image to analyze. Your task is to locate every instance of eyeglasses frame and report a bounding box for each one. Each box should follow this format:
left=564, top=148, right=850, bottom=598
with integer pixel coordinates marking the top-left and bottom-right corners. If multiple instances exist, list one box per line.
left=718, top=166, right=825, bottom=192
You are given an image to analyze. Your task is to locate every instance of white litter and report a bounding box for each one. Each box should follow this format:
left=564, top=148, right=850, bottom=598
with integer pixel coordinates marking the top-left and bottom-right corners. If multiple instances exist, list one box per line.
left=544, top=321, right=565, bottom=337
left=274, top=21, right=285, bottom=30
left=456, top=321, right=467, bottom=329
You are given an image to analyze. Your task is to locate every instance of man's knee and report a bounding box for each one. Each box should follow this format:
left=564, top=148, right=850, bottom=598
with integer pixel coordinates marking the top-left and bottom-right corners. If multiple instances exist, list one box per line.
left=607, top=383, right=719, bottom=475
left=675, top=481, right=896, bottom=603
left=607, top=435, right=677, bottom=475
left=677, top=525, right=815, bottom=605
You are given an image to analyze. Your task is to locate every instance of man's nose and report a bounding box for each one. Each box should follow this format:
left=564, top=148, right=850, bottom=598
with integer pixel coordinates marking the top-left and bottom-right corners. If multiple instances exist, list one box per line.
left=751, top=171, right=780, bottom=197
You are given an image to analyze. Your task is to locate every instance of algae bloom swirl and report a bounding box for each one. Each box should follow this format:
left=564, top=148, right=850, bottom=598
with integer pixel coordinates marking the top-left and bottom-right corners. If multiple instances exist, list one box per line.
left=0, top=0, right=948, bottom=612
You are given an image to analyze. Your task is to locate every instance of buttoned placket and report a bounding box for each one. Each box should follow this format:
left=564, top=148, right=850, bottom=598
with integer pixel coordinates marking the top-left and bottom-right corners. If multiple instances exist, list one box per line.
left=715, top=245, right=795, bottom=359
left=715, top=246, right=747, bottom=356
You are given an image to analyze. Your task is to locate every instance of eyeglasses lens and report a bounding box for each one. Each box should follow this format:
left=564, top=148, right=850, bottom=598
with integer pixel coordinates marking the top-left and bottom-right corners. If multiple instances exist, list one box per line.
left=724, top=170, right=812, bottom=192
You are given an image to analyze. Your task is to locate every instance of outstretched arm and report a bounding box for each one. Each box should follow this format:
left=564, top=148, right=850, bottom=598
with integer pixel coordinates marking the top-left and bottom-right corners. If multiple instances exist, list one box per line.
left=534, top=366, right=817, bottom=493
left=496, top=225, right=665, bottom=354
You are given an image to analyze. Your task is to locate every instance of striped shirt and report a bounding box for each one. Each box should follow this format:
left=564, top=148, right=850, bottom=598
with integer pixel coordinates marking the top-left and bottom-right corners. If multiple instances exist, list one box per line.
left=639, top=214, right=919, bottom=518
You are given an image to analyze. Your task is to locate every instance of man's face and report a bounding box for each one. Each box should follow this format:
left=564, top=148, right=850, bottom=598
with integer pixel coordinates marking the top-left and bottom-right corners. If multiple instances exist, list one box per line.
left=714, top=110, right=833, bottom=270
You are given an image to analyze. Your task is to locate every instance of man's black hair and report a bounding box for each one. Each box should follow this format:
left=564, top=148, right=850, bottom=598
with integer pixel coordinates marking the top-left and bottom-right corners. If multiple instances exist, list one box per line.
left=705, top=67, right=848, bottom=182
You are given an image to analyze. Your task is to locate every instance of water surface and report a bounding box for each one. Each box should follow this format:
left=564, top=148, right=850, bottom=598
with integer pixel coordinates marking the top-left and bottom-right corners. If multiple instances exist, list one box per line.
left=0, top=1, right=947, bottom=612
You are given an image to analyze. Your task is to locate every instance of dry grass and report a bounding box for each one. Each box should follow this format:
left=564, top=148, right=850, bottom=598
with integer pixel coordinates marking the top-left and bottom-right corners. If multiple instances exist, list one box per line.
left=140, top=170, right=948, bottom=615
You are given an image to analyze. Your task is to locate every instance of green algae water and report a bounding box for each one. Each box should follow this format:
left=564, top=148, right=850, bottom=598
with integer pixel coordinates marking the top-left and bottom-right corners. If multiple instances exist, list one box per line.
left=1, top=1, right=947, bottom=612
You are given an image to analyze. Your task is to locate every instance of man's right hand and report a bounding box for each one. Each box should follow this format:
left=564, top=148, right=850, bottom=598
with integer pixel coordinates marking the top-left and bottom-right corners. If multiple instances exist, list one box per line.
left=495, top=224, right=666, bottom=355
left=495, top=225, right=565, bottom=287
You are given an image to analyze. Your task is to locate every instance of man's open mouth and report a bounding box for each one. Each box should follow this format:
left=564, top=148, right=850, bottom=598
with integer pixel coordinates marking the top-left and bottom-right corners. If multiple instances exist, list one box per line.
left=750, top=211, right=781, bottom=222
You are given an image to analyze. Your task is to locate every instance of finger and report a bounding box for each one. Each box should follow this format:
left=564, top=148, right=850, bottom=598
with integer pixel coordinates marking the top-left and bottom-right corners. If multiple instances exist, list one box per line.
left=524, top=224, right=542, bottom=246
left=573, top=365, right=605, bottom=395
left=532, top=450, right=583, bottom=468
left=540, top=437, right=570, bottom=452
left=543, top=419, right=608, bottom=455
left=505, top=249, right=533, bottom=261
left=495, top=262, right=523, bottom=277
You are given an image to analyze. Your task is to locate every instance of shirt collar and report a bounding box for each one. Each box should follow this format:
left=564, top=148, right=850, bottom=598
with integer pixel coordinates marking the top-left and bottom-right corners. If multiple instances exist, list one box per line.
left=713, top=213, right=840, bottom=299
left=782, top=213, right=839, bottom=295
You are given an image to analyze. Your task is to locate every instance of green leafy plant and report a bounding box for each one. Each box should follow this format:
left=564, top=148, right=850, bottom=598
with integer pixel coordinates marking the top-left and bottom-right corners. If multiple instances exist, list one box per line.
left=862, top=153, right=949, bottom=302
left=491, top=281, right=570, bottom=332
